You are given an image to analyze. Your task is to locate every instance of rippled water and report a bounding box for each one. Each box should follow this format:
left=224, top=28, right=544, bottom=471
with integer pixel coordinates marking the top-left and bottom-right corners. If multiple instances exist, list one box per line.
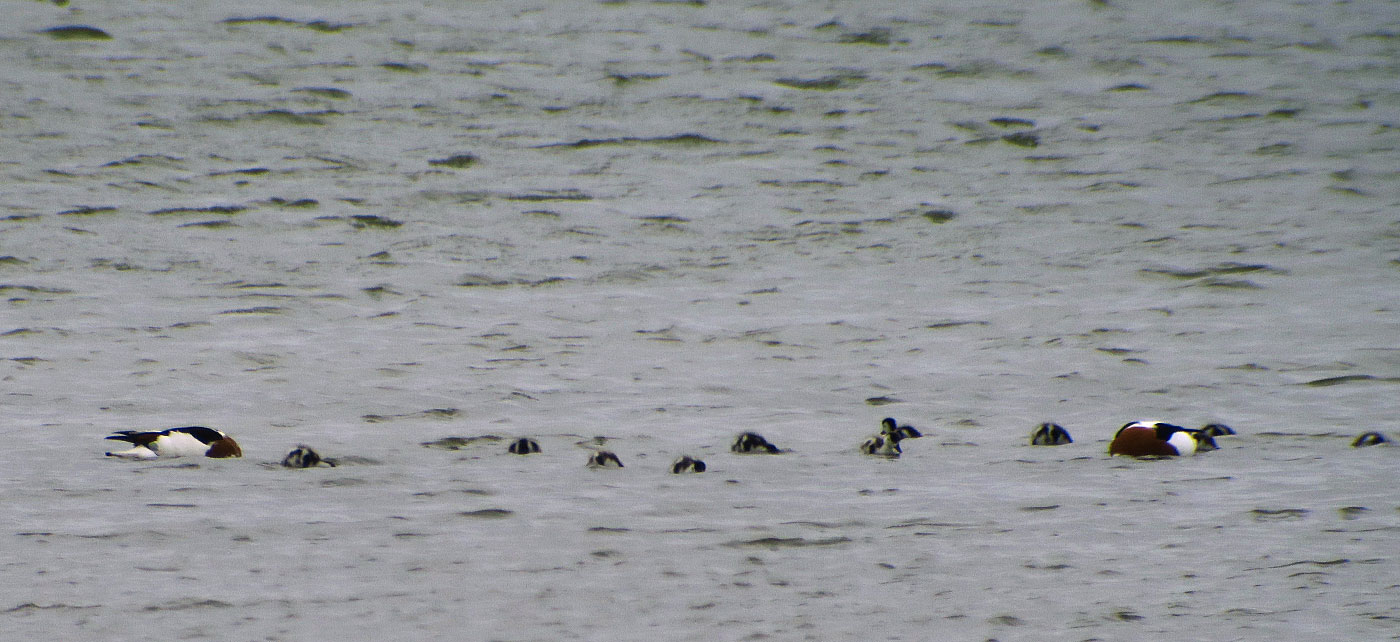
left=3, top=1, right=1397, bottom=640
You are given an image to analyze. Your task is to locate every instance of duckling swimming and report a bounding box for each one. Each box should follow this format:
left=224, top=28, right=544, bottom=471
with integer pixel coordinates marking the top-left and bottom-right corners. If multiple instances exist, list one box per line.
left=508, top=437, right=541, bottom=454
left=282, top=444, right=336, bottom=468
left=882, top=417, right=922, bottom=440
left=731, top=432, right=781, bottom=454
left=860, top=432, right=902, bottom=457
left=1030, top=422, right=1073, bottom=446
left=861, top=418, right=923, bottom=457
left=670, top=455, right=706, bottom=473
left=1199, top=423, right=1236, bottom=437
left=1352, top=431, right=1388, bottom=447
left=586, top=450, right=623, bottom=468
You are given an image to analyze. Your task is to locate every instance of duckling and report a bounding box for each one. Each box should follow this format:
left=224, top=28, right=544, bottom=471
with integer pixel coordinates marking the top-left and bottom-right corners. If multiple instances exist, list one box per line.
left=1352, top=432, right=1388, bottom=447
left=731, top=432, right=781, bottom=454
left=860, top=418, right=918, bottom=457
left=507, top=437, right=541, bottom=454
left=860, top=433, right=902, bottom=457
left=1200, top=423, right=1236, bottom=437
left=1030, top=422, right=1073, bottom=446
left=586, top=450, right=623, bottom=468
left=881, top=417, right=922, bottom=440
left=282, top=445, right=336, bottom=468
left=670, top=455, right=706, bottom=473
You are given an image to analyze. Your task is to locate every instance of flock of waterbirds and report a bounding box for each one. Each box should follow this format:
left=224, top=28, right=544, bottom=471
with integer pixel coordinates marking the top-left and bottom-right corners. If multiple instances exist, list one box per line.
left=102, top=418, right=1393, bottom=469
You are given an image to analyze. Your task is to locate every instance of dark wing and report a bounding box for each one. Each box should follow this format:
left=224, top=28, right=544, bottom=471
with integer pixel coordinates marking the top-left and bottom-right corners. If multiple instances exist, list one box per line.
left=169, top=426, right=225, bottom=444
left=104, top=430, right=163, bottom=446
left=1151, top=423, right=1189, bottom=441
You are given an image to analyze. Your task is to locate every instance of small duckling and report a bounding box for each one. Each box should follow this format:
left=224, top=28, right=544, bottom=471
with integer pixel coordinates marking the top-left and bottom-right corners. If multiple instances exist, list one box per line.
left=1352, top=432, right=1388, bottom=448
left=882, top=417, right=923, bottom=439
left=731, top=432, right=781, bottom=454
left=670, top=456, right=706, bottom=473
left=1200, top=423, right=1236, bottom=437
left=859, top=418, right=911, bottom=457
left=586, top=450, right=623, bottom=468
left=860, top=433, right=902, bottom=457
left=1030, top=422, right=1073, bottom=446
left=507, top=437, right=541, bottom=454
left=282, top=445, right=336, bottom=468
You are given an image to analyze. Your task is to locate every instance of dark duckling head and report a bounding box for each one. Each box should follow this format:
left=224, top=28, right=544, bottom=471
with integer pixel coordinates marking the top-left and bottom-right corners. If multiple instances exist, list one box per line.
left=282, top=445, right=334, bottom=468
left=1200, top=423, right=1236, bottom=437
left=881, top=418, right=922, bottom=439
left=671, top=455, right=706, bottom=473
left=508, top=437, right=542, bottom=455
left=731, top=432, right=781, bottom=454
left=586, top=450, right=624, bottom=468
left=1030, top=422, right=1073, bottom=446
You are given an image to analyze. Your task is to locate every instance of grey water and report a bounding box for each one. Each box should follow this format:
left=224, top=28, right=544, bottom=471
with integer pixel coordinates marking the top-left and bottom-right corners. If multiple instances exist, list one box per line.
left=2, top=1, right=1397, bottom=640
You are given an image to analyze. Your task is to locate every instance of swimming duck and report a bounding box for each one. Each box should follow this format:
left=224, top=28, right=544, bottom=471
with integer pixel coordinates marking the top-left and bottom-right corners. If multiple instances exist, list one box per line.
left=1109, top=421, right=1216, bottom=457
left=731, top=432, right=781, bottom=454
left=508, top=437, right=542, bottom=454
left=1200, top=423, right=1236, bottom=437
left=671, top=456, right=706, bottom=473
left=586, top=450, right=623, bottom=468
left=282, top=445, right=335, bottom=468
left=1030, top=422, right=1073, bottom=446
left=861, top=418, right=921, bottom=457
left=860, top=432, right=902, bottom=457
left=1352, top=432, right=1388, bottom=447
left=883, top=417, right=923, bottom=440
left=105, top=426, right=243, bottom=459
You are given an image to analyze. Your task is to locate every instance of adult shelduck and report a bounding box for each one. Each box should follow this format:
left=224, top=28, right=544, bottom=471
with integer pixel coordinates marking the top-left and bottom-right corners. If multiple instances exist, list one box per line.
left=671, top=455, right=706, bottom=473
left=105, top=426, right=242, bottom=459
left=1109, top=421, right=1217, bottom=457
left=731, top=432, right=781, bottom=454
left=282, top=445, right=335, bottom=468
left=508, top=437, right=542, bottom=454
left=1030, top=422, right=1073, bottom=446
left=586, top=450, right=623, bottom=468
left=861, top=417, right=922, bottom=457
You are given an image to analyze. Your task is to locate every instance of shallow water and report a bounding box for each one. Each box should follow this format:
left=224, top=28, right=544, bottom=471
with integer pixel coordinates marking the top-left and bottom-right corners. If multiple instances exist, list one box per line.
left=2, top=1, right=1398, bottom=640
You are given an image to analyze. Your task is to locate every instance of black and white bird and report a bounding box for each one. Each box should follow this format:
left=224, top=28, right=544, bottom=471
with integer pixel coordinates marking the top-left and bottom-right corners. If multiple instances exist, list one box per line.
left=1199, top=423, right=1236, bottom=437
left=882, top=417, right=922, bottom=440
left=586, top=450, right=624, bottom=468
left=1030, top=422, right=1073, bottom=446
left=731, top=432, right=781, bottom=454
left=860, top=418, right=922, bottom=457
left=670, top=456, right=706, bottom=473
left=282, top=445, right=335, bottom=468
left=105, top=426, right=243, bottom=459
left=507, top=437, right=542, bottom=454
left=860, top=433, right=901, bottom=457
